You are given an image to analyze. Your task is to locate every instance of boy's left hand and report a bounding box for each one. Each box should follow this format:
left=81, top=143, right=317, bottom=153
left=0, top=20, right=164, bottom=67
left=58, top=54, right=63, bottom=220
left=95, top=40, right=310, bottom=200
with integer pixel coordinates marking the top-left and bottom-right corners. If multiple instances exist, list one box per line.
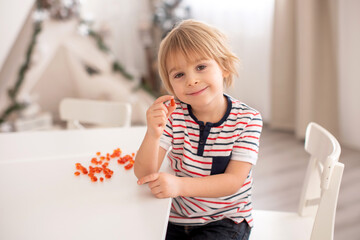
left=137, top=172, right=181, bottom=198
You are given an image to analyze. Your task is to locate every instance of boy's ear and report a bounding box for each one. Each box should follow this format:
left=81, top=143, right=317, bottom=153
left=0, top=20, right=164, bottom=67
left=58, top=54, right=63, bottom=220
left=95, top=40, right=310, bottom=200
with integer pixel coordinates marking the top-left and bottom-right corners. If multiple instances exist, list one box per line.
left=222, top=70, right=230, bottom=79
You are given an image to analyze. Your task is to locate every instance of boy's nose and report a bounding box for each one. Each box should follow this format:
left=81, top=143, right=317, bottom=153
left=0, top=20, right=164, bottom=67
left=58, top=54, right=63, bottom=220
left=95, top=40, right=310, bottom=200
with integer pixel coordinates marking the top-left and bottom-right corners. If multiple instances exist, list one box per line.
left=187, top=78, right=199, bottom=86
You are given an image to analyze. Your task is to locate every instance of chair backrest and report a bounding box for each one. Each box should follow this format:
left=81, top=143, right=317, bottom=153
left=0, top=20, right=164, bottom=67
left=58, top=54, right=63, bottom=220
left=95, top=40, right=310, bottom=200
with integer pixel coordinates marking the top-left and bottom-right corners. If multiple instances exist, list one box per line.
left=298, top=122, right=344, bottom=240
left=59, top=98, right=131, bottom=129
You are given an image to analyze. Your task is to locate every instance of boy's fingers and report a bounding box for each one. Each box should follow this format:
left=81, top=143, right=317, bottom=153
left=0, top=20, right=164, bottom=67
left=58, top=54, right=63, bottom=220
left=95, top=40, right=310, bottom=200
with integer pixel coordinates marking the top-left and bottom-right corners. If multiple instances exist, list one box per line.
left=154, top=95, right=174, bottom=104
left=137, top=173, right=159, bottom=185
left=152, top=104, right=169, bottom=116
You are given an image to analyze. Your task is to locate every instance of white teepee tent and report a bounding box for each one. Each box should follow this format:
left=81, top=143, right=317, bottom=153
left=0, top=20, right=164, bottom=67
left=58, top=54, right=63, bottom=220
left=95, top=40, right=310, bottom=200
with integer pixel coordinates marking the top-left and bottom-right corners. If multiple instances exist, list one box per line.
left=1, top=16, right=154, bottom=129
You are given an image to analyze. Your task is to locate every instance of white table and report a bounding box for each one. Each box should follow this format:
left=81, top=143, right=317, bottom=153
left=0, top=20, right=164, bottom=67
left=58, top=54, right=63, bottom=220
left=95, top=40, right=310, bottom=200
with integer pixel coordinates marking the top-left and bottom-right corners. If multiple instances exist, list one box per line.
left=0, top=127, right=171, bottom=240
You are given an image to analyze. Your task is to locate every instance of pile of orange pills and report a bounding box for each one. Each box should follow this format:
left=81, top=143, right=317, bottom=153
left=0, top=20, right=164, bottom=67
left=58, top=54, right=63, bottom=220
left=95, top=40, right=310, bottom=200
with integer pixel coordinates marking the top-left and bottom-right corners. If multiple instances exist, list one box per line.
left=74, top=148, right=136, bottom=182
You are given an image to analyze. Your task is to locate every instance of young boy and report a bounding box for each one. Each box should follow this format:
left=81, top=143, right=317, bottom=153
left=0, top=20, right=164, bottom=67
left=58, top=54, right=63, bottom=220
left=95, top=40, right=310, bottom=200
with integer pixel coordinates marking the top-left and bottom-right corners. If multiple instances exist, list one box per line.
left=134, top=20, right=262, bottom=240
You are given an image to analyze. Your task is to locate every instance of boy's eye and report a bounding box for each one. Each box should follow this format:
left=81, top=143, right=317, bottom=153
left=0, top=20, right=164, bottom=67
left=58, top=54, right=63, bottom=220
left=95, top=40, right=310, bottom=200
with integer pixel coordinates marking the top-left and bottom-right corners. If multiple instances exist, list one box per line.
left=174, top=73, right=184, bottom=78
left=196, top=65, right=206, bottom=71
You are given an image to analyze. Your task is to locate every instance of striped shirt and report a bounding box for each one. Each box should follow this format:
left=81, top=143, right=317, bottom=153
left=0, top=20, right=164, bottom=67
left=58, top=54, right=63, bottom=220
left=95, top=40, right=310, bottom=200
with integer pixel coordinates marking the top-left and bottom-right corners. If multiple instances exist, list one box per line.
left=159, top=94, right=263, bottom=226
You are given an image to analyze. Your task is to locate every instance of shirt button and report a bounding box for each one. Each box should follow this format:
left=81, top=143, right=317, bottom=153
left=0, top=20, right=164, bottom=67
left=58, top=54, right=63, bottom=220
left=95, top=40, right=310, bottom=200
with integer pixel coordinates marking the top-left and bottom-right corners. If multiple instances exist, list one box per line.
left=200, top=140, right=205, bottom=144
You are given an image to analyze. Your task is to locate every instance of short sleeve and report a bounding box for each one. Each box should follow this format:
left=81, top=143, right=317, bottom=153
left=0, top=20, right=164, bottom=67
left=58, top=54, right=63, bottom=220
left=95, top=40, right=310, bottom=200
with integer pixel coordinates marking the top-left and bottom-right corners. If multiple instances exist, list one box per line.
left=159, top=114, right=173, bottom=151
left=231, top=113, right=263, bottom=165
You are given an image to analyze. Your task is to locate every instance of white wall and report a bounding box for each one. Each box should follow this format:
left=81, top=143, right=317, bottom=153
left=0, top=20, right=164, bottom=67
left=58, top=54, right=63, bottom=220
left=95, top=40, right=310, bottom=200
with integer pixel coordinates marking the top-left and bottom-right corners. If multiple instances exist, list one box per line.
left=187, top=0, right=360, bottom=150
left=338, top=0, right=360, bottom=150
left=184, top=0, right=274, bottom=122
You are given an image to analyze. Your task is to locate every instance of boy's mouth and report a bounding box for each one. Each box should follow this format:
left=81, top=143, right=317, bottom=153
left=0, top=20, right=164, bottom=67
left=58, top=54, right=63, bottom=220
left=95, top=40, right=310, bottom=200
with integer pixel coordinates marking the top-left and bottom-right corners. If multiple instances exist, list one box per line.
left=187, top=86, right=208, bottom=96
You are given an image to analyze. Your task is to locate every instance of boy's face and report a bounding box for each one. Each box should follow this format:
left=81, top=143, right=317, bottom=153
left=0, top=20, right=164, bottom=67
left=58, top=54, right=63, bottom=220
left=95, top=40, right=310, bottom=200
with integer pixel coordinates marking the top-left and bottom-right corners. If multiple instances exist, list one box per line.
left=167, top=52, right=229, bottom=109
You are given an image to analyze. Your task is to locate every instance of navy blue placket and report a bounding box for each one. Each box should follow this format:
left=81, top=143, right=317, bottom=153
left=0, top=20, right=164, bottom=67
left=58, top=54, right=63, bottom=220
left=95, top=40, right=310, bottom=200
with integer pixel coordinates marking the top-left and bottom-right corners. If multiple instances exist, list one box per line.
left=186, top=94, right=232, bottom=157
left=197, top=122, right=212, bottom=156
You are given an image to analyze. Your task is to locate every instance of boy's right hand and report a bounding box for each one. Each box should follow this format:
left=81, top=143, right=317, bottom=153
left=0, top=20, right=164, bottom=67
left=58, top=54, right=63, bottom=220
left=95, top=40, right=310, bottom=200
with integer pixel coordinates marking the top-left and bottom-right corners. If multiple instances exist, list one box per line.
left=146, top=95, right=176, bottom=138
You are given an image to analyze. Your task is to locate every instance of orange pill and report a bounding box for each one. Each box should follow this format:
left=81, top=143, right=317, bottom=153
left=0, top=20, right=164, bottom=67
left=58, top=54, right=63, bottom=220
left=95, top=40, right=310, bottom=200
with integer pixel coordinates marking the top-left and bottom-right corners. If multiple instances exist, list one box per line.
left=171, top=98, right=175, bottom=106
left=74, top=171, right=80, bottom=176
left=125, top=163, right=133, bottom=170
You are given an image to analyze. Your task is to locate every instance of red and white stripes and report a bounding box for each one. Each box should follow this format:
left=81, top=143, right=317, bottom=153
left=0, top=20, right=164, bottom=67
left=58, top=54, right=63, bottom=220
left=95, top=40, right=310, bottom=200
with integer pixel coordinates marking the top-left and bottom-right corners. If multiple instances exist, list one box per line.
left=159, top=95, right=262, bottom=226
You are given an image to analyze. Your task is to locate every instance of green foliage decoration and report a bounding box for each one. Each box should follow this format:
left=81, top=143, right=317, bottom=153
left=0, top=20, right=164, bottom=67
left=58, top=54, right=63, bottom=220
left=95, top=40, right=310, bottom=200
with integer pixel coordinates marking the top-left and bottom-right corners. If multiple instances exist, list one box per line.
left=0, top=21, right=42, bottom=124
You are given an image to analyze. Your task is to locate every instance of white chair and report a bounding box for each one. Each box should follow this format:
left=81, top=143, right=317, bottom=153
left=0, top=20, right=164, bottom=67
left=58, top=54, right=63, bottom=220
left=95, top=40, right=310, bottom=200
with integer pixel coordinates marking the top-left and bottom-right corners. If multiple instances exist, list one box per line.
left=250, top=122, right=344, bottom=240
left=59, top=98, right=131, bottom=129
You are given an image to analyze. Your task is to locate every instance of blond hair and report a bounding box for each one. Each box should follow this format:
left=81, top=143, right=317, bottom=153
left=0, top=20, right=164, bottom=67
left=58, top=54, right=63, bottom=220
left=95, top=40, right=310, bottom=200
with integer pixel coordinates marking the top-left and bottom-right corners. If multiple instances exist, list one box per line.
left=158, top=19, right=239, bottom=95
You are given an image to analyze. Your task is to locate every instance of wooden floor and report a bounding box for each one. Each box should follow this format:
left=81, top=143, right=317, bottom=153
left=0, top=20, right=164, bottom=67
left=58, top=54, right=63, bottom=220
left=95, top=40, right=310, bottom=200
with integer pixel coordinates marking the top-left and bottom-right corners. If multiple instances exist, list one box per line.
left=252, top=126, right=360, bottom=240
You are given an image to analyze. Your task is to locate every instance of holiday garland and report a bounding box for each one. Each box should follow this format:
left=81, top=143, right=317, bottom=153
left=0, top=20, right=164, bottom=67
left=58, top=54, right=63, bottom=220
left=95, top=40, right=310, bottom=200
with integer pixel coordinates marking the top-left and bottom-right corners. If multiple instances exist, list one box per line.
left=87, top=28, right=134, bottom=81
left=83, top=25, right=157, bottom=97
left=0, top=21, right=42, bottom=125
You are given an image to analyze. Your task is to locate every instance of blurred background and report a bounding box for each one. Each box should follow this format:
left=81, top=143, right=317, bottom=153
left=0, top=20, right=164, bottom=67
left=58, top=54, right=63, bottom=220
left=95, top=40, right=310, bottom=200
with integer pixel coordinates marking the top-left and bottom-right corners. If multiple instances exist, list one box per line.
left=0, top=1, right=359, bottom=239
left=0, top=0, right=359, bottom=150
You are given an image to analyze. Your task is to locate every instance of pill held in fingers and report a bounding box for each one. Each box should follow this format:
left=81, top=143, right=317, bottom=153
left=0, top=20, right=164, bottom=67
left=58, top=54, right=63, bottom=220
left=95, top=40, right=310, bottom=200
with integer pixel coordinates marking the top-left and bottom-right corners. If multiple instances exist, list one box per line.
left=164, top=98, right=176, bottom=107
